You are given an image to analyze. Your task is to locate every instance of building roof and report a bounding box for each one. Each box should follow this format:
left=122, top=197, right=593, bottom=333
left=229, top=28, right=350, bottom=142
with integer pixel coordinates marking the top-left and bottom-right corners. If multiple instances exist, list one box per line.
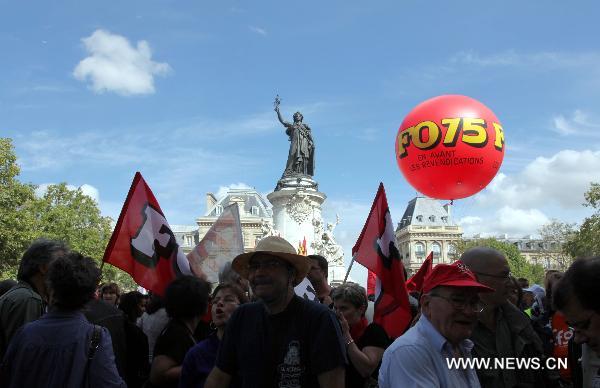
left=397, top=196, right=455, bottom=230
left=204, top=188, right=272, bottom=218
left=171, top=224, right=199, bottom=233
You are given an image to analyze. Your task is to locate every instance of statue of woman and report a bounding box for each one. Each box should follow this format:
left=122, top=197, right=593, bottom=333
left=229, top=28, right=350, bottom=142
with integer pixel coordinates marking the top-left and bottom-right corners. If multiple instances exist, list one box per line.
left=274, top=96, right=315, bottom=177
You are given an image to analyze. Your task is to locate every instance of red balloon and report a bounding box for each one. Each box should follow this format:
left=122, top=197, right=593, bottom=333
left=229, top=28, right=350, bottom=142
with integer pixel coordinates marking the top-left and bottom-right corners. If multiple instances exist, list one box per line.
left=395, top=95, right=505, bottom=200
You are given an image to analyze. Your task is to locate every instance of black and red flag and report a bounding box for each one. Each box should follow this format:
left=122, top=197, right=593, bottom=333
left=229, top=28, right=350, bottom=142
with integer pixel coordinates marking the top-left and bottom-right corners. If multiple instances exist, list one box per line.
left=103, top=172, right=192, bottom=296
left=352, top=183, right=412, bottom=339
left=406, top=252, right=433, bottom=294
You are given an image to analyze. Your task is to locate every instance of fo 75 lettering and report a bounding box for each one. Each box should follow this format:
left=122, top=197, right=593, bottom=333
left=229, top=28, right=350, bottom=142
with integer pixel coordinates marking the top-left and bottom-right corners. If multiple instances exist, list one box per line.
left=397, top=117, right=505, bottom=158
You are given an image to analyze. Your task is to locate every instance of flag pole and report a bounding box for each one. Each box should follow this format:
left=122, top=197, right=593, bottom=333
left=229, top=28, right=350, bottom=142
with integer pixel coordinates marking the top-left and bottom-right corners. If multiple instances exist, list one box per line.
left=343, top=254, right=356, bottom=284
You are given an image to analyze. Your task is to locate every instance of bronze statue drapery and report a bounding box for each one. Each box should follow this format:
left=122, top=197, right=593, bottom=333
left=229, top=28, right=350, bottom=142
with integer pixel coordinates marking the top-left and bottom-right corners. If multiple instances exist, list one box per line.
left=274, top=96, right=315, bottom=177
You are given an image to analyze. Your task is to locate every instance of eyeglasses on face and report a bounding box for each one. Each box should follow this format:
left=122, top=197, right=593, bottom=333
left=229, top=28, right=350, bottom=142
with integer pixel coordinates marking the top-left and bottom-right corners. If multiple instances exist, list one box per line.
left=430, top=293, right=485, bottom=313
left=248, top=259, right=285, bottom=272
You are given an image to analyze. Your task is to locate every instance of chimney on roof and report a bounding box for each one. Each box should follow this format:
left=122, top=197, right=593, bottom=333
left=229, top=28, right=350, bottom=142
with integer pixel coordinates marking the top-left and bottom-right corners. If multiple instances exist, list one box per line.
left=206, top=193, right=217, bottom=211
left=443, top=202, right=452, bottom=219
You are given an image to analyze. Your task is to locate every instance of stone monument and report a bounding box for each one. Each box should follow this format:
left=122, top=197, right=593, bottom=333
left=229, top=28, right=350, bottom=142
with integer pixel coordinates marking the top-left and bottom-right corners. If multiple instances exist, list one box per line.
left=267, top=95, right=345, bottom=284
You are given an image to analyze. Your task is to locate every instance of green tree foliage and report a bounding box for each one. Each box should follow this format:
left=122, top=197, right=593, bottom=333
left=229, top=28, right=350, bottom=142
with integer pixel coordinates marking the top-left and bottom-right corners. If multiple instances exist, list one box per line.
left=29, top=183, right=136, bottom=290
left=0, top=138, right=36, bottom=278
left=538, top=219, right=576, bottom=270
left=29, top=183, right=112, bottom=258
left=564, top=183, right=600, bottom=258
left=0, top=137, right=136, bottom=290
left=457, top=237, right=545, bottom=285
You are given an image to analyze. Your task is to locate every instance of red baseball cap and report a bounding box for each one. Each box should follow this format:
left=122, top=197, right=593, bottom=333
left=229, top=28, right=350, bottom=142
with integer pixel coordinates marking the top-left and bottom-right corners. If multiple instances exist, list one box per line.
left=422, top=261, right=494, bottom=294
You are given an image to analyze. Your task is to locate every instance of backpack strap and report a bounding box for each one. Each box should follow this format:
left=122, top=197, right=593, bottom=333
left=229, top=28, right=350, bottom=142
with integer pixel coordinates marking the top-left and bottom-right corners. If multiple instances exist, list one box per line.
left=83, top=325, right=102, bottom=387
left=88, top=324, right=102, bottom=360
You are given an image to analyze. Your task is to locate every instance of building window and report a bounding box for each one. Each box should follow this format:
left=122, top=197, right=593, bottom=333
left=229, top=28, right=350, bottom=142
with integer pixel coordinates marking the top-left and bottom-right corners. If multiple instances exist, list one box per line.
left=544, top=257, right=552, bottom=269
left=416, top=215, right=423, bottom=222
left=215, top=205, right=223, bottom=216
left=251, top=206, right=259, bottom=216
left=415, top=242, right=425, bottom=258
left=429, top=215, right=436, bottom=222
left=432, top=242, right=441, bottom=262
left=447, top=243, right=457, bottom=259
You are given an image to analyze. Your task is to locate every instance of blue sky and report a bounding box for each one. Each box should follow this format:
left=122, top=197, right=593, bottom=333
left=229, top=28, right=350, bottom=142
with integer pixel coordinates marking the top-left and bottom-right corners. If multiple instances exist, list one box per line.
left=2, top=1, right=600, bottom=283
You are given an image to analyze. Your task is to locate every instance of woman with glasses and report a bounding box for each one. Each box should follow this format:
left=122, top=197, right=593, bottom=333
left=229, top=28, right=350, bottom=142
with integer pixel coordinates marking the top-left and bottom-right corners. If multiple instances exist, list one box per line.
left=179, top=283, right=248, bottom=388
left=332, top=282, right=390, bottom=388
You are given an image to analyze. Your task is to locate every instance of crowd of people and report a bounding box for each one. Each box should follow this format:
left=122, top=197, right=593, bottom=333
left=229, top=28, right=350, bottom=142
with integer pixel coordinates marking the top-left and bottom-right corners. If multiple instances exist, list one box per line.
left=0, top=236, right=599, bottom=387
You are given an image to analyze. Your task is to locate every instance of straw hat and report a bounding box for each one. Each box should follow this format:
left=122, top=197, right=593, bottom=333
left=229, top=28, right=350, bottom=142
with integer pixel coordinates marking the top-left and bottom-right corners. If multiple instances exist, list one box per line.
left=232, top=236, right=310, bottom=285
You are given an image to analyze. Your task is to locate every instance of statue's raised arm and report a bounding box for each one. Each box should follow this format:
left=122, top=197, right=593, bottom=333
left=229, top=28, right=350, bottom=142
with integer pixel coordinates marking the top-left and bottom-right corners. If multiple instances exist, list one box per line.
left=274, top=95, right=291, bottom=127
left=273, top=95, right=315, bottom=177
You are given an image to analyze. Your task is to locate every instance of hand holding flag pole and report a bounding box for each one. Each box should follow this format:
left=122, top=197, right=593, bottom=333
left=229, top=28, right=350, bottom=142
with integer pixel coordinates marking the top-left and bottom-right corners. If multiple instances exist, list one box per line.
left=349, top=182, right=412, bottom=338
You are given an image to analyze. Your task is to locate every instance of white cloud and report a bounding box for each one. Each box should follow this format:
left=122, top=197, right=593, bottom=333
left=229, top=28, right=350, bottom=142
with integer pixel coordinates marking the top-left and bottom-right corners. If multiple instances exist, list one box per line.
left=73, top=29, right=171, bottom=96
left=322, top=199, right=372, bottom=286
left=458, top=216, right=483, bottom=226
left=16, top=129, right=256, bottom=174
left=452, top=50, right=523, bottom=66
left=552, top=110, right=600, bottom=136
left=476, top=149, right=600, bottom=209
left=459, top=206, right=549, bottom=238
left=496, top=206, right=549, bottom=235
left=35, top=183, right=100, bottom=203
left=452, top=50, right=600, bottom=69
left=553, top=116, right=578, bottom=135
left=249, top=26, right=267, bottom=36
left=215, top=183, right=253, bottom=200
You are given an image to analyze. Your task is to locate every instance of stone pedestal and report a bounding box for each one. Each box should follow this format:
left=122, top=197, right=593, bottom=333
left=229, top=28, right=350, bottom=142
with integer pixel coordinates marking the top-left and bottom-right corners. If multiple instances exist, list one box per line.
left=267, top=185, right=326, bottom=256
left=267, top=175, right=346, bottom=285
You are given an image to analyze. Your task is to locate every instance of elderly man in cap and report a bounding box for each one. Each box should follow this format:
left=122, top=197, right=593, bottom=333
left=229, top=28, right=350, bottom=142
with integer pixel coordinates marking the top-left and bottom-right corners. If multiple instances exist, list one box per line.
left=205, top=236, right=346, bottom=388
left=379, top=261, right=492, bottom=388
left=461, top=247, right=546, bottom=388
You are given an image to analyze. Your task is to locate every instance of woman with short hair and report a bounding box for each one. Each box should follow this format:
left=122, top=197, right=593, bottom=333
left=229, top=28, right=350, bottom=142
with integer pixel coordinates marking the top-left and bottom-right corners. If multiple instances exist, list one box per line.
left=0, top=252, right=125, bottom=387
left=179, top=283, right=248, bottom=388
left=332, top=282, right=390, bottom=388
left=148, top=275, right=211, bottom=388
left=100, top=282, right=121, bottom=306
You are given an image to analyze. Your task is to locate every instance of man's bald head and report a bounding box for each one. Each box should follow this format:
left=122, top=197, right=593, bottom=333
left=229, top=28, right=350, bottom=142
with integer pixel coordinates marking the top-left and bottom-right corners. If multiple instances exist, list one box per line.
left=460, top=247, right=506, bottom=273
left=460, top=247, right=510, bottom=307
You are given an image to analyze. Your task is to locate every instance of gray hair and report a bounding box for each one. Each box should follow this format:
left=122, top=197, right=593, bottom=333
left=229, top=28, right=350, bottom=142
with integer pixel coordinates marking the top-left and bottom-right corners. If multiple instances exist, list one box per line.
left=18, top=239, right=69, bottom=281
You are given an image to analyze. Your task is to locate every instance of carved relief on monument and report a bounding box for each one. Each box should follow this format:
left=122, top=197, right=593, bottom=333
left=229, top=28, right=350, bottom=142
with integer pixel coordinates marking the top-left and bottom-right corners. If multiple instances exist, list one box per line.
left=311, top=215, right=343, bottom=266
left=260, top=219, right=278, bottom=238
left=285, top=193, right=314, bottom=224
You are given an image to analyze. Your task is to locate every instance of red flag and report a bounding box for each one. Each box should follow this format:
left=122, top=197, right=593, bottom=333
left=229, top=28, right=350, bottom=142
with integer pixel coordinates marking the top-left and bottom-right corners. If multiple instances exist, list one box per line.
left=366, top=270, right=377, bottom=297
left=352, top=183, right=411, bottom=338
left=103, top=172, right=192, bottom=296
left=406, top=252, right=433, bottom=293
